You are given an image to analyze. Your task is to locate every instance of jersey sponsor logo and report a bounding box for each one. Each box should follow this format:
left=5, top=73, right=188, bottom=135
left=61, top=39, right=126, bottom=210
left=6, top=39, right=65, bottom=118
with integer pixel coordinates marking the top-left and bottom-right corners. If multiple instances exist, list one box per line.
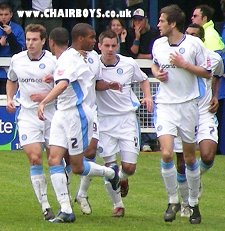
left=88, top=57, right=94, bottom=64
left=117, top=68, right=123, bottom=74
left=161, top=64, right=176, bottom=69
left=19, top=78, right=42, bottom=83
left=39, top=63, right=46, bottom=69
left=179, top=47, right=185, bottom=54
left=57, top=69, right=65, bottom=76
left=21, top=134, right=27, bottom=141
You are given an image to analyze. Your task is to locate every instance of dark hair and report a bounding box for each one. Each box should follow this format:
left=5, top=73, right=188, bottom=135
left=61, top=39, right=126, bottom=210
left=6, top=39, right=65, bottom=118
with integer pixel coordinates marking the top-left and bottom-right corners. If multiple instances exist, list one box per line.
left=0, top=3, right=12, bottom=12
left=187, top=23, right=205, bottom=41
left=98, top=30, right=118, bottom=44
left=160, top=4, right=185, bottom=32
left=25, top=24, right=47, bottom=40
left=71, top=23, right=94, bottom=41
left=195, top=4, right=214, bottom=22
left=49, top=27, right=69, bottom=46
left=108, top=18, right=126, bottom=30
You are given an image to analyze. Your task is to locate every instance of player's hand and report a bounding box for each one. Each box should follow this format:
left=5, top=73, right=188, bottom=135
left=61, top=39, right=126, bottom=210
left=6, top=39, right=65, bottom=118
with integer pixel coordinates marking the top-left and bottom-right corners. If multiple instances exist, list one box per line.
left=6, top=100, right=16, bottom=113
left=140, top=97, right=153, bottom=112
left=42, top=74, right=53, bottom=83
left=169, top=52, right=186, bottom=68
left=209, top=96, right=219, bottom=113
left=109, top=81, right=123, bottom=92
left=156, top=68, right=168, bottom=82
left=37, top=103, right=45, bottom=121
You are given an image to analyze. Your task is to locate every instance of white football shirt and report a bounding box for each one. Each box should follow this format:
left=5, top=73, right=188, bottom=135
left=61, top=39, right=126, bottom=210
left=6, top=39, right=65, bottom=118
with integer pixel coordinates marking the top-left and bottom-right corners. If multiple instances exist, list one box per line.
left=8, top=50, right=56, bottom=108
left=152, top=35, right=211, bottom=104
left=96, top=54, right=148, bottom=116
left=54, top=48, right=95, bottom=111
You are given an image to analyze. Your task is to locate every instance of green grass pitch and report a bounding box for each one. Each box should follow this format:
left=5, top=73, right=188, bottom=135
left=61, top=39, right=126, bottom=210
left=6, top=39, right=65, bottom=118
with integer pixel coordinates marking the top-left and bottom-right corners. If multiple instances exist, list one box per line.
left=0, top=150, right=224, bottom=231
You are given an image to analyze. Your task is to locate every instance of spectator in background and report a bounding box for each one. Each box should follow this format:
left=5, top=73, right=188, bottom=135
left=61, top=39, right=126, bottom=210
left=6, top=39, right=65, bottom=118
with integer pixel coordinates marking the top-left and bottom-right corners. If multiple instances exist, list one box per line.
left=21, top=0, right=63, bottom=45
left=0, top=2, right=25, bottom=94
left=215, top=0, right=225, bottom=44
left=123, top=8, right=159, bottom=59
left=191, top=4, right=225, bottom=51
left=107, top=18, right=128, bottom=55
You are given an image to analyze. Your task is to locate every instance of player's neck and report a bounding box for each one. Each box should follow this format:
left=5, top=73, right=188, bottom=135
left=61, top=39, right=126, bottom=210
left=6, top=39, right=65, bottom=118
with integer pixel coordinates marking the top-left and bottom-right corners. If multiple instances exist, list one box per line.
left=27, top=50, right=44, bottom=61
left=55, top=46, right=68, bottom=59
left=168, top=32, right=185, bottom=46
left=100, top=55, right=119, bottom=66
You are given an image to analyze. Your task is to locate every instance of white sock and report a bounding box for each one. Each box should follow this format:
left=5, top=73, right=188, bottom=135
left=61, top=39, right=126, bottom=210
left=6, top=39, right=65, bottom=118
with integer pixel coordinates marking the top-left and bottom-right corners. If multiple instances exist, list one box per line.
left=76, top=175, right=92, bottom=198
left=161, top=160, right=179, bottom=204
left=104, top=181, right=124, bottom=208
left=118, top=168, right=129, bottom=180
left=186, top=161, right=200, bottom=207
left=86, top=161, right=114, bottom=179
left=51, top=173, right=72, bottom=214
left=178, top=181, right=189, bottom=204
left=30, top=174, right=51, bottom=212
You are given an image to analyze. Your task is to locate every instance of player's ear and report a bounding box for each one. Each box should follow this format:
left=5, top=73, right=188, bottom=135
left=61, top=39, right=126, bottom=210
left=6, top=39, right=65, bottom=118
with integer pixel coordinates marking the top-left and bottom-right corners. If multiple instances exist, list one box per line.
left=98, top=43, right=102, bottom=51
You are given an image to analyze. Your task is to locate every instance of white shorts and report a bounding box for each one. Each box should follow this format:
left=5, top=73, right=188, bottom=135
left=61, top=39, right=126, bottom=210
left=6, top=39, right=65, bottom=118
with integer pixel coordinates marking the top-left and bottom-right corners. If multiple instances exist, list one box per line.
left=92, top=109, right=99, bottom=140
left=97, top=112, right=140, bottom=160
left=17, top=104, right=55, bottom=147
left=154, top=100, right=198, bottom=143
left=49, top=105, right=93, bottom=155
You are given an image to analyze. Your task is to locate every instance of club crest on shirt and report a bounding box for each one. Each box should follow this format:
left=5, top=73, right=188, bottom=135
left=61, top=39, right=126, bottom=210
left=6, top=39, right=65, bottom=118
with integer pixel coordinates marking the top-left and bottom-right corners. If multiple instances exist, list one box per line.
left=21, top=134, right=27, bottom=141
left=39, top=63, right=46, bottom=69
left=57, top=69, right=65, bottom=76
left=157, top=125, right=163, bottom=131
left=97, top=146, right=103, bottom=153
left=179, top=47, right=185, bottom=54
left=88, top=57, right=94, bottom=64
left=117, top=68, right=123, bottom=75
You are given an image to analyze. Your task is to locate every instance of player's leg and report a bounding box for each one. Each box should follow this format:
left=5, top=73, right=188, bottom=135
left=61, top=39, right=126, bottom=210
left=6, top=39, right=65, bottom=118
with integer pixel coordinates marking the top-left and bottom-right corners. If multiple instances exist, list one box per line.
left=174, top=136, right=189, bottom=217
left=23, top=143, right=54, bottom=220
left=159, top=134, right=181, bottom=222
left=75, top=137, right=98, bottom=215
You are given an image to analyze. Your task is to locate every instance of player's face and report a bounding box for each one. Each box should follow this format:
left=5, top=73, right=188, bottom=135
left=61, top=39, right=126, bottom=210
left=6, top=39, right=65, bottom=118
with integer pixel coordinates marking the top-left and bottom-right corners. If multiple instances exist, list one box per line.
left=157, top=13, right=172, bottom=37
left=191, top=9, right=204, bottom=26
left=26, top=32, right=45, bottom=57
left=98, top=37, right=118, bottom=60
left=185, top=27, right=200, bottom=38
left=110, top=19, right=123, bottom=35
left=81, top=29, right=96, bottom=51
left=0, top=9, right=12, bottom=24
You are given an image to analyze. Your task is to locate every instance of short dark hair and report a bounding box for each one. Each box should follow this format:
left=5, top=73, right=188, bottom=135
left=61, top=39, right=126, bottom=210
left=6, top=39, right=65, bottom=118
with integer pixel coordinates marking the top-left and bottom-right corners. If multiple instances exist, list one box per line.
left=49, top=27, right=69, bottom=46
left=98, top=30, right=118, bottom=44
left=0, top=3, right=12, bottom=12
left=160, top=4, right=185, bottom=33
left=71, top=23, right=94, bottom=41
left=195, top=4, right=214, bottom=22
left=187, top=23, right=205, bottom=41
left=25, top=24, right=47, bottom=40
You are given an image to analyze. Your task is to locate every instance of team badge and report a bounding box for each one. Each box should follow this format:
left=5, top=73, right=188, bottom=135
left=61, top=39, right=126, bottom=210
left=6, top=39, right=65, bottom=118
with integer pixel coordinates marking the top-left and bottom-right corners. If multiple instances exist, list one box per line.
left=179, top=48, right=185, bottom=54
left=157, top=125, right=163, bottom=131
left=97, top=146, right=103, bottom=153
left=117, top=68, right=123, bottom=74
left=39, top=63, right=46, bottom=69
left=57, top=69, right=65, bottom=76
left=21, top=134, right=27, bottom=141
left=88, top=57, right=94, bottom=64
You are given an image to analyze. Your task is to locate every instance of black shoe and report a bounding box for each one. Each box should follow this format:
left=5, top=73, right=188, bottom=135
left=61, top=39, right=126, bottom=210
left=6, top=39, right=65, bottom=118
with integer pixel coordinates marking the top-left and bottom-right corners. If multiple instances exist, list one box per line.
left=43, top=208, right=55, bottom=220
left=189, top=204, right=201, bottom=224
left=108, top=164, right=120, bottom=191
left=164, top=203, right=181, bottom=222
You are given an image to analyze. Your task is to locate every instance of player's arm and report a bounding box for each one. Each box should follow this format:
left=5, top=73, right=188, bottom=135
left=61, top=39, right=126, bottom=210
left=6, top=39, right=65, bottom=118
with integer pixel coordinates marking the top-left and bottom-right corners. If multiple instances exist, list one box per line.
left=209, top=76, right=220, bottom=113
left=6, top=79, right=18, bottom=113
left=95, top=80, right=122, bottom=91
left=151, top=63, right=168, bottom=82
left=140, top=79, right=153, bottom=112
left=38, top=79, right=69, bottom=120
left=170, top=52, right=211, bottom=79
